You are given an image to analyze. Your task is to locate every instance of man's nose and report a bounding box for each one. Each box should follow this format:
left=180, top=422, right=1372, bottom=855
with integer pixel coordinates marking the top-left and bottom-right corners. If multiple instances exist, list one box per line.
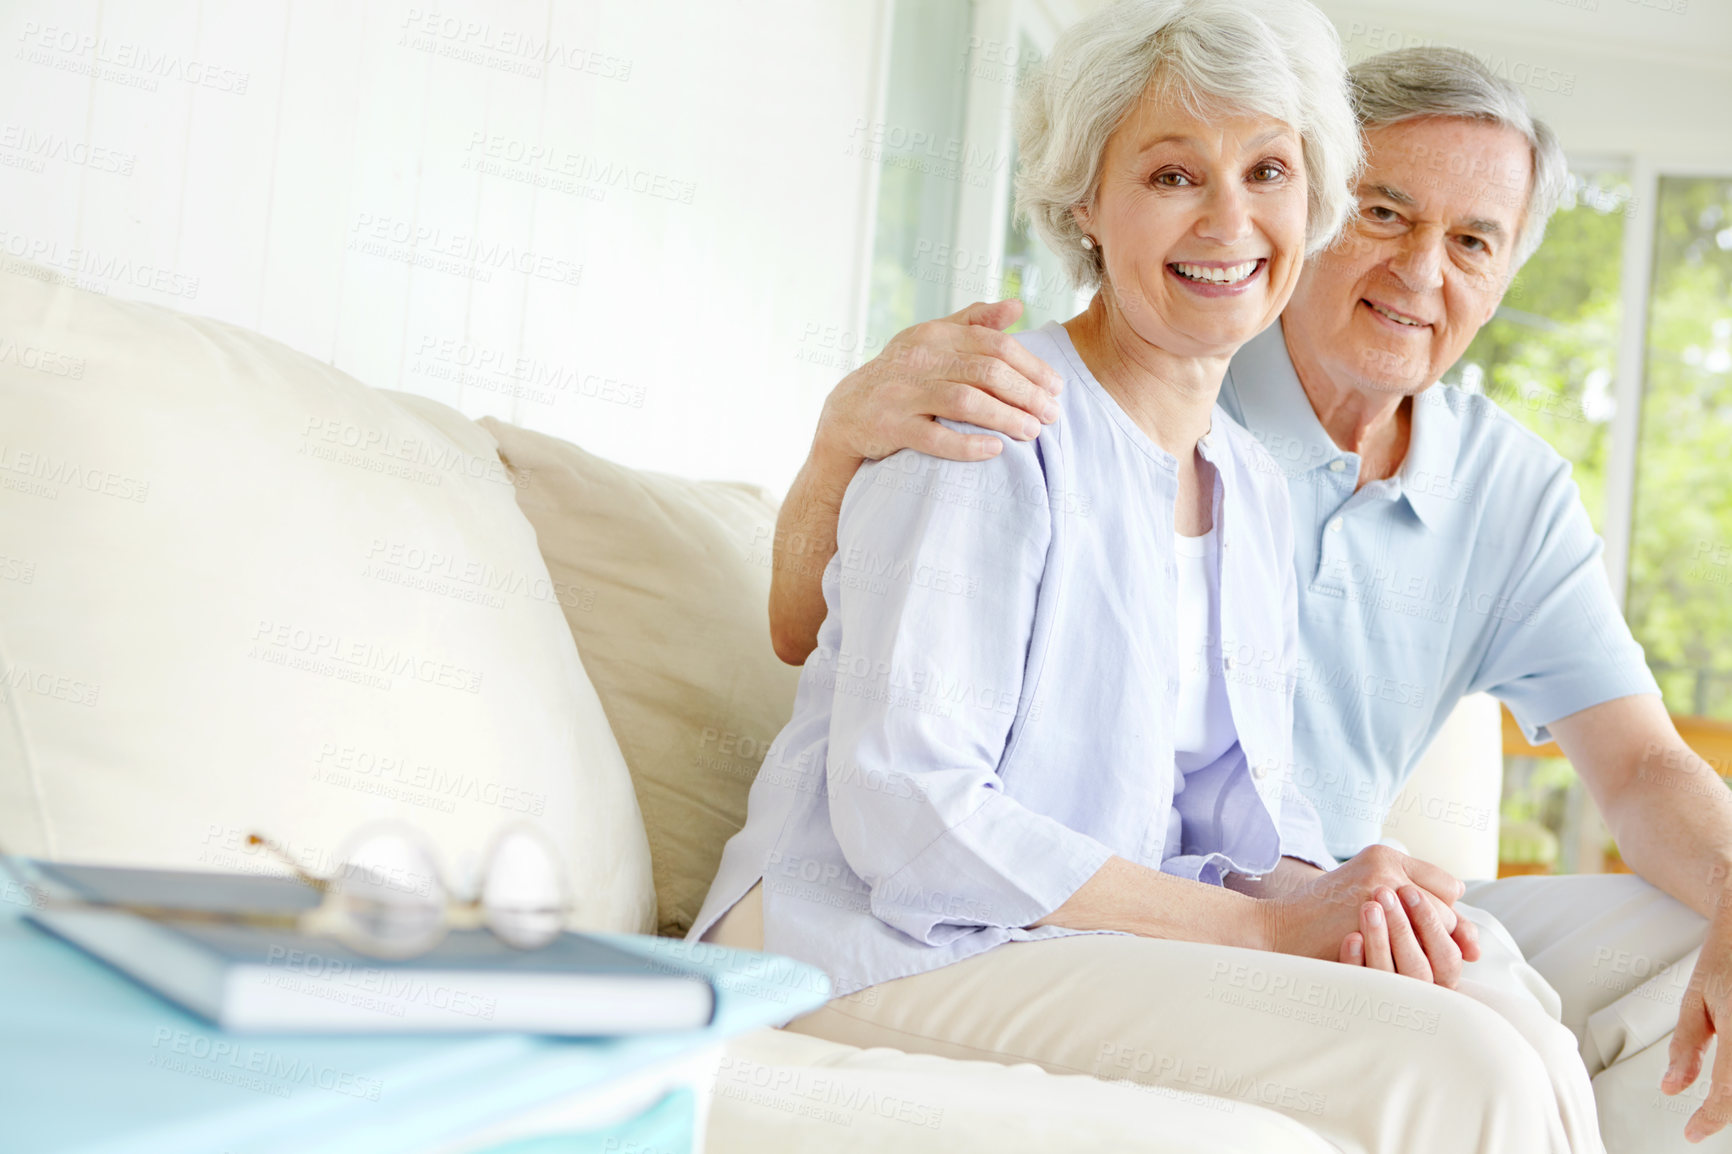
left=1388, top=227, right=1445, bottom=292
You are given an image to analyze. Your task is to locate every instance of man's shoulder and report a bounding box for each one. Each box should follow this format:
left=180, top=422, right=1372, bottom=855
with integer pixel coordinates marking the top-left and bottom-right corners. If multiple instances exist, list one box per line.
left=1419, top=384, right=1574, bottom=484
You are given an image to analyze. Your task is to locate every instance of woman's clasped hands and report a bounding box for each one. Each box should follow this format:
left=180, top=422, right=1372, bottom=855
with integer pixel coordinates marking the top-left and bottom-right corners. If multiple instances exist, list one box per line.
left=1261, top=846, right=1483, bottom=988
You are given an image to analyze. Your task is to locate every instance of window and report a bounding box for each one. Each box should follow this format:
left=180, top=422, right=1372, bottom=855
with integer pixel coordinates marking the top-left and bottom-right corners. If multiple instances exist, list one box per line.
left=864, top=0, right=974, bottom=346
left=865, top=1, right=1084, bottom=345
left=1445, top=169, right=1631, bottom=529
left=1445, top=168, right=1634, bottom=875
left=1626, top=176, right=1732, bottom=720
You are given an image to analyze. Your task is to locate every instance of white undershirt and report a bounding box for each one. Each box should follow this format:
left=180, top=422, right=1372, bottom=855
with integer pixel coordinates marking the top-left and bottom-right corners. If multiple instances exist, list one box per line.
left=1164, top=524, right=1239, bottom=860
left=1171, top=525, right=1237, bottom=774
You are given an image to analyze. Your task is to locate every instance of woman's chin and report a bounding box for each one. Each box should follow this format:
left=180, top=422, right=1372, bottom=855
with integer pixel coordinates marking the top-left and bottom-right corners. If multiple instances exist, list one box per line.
left=1160, top=314, right=1274, bottom=359
left=1108, top=290, right=1278, bottom=358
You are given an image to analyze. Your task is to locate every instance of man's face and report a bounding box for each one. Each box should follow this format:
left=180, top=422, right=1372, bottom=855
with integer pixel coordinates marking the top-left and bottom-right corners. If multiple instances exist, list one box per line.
left=1282, top=117, right=1533, bottom=397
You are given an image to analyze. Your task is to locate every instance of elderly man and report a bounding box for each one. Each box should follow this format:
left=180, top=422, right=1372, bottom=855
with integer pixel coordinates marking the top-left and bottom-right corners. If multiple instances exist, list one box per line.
left=767, top=46, right=1732, bottom=1152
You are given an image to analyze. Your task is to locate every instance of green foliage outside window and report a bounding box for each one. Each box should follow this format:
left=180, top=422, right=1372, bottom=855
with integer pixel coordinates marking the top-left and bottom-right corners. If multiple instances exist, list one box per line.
left=1627, top=177, right=1732, bottom=720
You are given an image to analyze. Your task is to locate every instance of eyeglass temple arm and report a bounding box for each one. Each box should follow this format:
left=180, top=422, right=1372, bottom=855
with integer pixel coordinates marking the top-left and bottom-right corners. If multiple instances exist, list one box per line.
left=246, top=833, right=331, bottom=893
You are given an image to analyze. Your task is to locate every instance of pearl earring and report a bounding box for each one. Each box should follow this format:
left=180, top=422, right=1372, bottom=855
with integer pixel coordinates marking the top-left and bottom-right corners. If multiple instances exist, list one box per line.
left=1080, top=235, right=1096, bottom=251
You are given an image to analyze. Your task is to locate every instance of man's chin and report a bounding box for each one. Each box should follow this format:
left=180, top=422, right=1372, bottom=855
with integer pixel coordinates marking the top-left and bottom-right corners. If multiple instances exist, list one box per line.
left=1347, top=342, right=1435, bottom=394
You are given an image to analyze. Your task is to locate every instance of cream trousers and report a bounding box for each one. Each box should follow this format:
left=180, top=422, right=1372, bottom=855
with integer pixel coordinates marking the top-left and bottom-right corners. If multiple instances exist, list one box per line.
left=707, top=879, right=1602, bottom=1154
left=1466, top=874, right=1715, bottom=1154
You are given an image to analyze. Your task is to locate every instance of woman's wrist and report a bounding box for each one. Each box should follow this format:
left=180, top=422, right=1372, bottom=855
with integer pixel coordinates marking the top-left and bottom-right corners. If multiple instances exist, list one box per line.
left=1203, top=888, right=1279, bottom=952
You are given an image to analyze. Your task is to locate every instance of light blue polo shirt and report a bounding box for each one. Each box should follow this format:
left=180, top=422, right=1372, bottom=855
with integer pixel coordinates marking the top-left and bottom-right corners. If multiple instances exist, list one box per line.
left=1219, top=321, right=1661, bottom=860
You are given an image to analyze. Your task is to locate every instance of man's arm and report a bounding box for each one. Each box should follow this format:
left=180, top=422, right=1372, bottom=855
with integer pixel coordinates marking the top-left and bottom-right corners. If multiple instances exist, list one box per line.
left=1548, top=696, right=1732, bottom=1141
left=1549, top=694, right=1732, bottom=920
left=769, top=299, right=1065, bottom=664
left=767, top=441, right=860, bottom=664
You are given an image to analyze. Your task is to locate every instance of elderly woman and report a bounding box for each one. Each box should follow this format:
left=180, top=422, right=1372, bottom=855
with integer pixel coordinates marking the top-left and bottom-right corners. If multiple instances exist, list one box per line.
left=691, top=2, right=1588, bottom=1151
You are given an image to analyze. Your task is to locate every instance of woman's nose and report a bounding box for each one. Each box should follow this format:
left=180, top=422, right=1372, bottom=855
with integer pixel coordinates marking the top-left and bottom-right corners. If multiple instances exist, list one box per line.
left=1195, top=182, right=1255, bottom=246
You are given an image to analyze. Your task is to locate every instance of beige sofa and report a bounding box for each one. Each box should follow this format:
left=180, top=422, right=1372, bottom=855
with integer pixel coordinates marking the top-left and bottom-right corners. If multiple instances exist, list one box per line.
left=0, top=265, right=1503, bottom=1152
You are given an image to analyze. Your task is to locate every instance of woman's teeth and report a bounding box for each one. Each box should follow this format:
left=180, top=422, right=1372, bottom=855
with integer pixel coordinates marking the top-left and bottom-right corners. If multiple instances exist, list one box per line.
left=1369, top=301, right=1425, bottom=327
left=1172, top=260, right=1259, bottom=284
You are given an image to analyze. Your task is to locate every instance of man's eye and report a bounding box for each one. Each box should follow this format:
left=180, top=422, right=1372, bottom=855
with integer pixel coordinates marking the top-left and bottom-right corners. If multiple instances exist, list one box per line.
left=1459, top=235, right=1488, bottom=253
left=1363, top=205, right=1399, bottom=222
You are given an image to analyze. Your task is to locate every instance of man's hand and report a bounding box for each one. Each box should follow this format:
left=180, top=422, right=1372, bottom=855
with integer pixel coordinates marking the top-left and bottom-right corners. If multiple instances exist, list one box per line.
left=769, top=298, right=1067, bottom=663
left=815, top=298, right=1064, bottom=466
left=1265, top=845, right=1481, bottom=987
left=1664, top=909, right=1732, bottom=1141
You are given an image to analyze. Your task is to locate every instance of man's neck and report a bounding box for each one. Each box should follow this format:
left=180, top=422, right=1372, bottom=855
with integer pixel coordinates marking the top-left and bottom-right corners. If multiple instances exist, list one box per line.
left=1283, top=328, right=1413, bottom=486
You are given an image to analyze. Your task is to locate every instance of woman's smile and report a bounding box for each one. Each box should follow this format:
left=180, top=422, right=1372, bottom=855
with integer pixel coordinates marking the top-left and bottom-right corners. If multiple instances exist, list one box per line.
left=1168, top=257, right=1269, bottom=296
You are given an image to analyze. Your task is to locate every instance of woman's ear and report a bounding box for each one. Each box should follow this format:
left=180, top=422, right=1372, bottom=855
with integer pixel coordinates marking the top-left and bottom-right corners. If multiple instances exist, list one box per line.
left=1071, top=204, right=1093, bottom=234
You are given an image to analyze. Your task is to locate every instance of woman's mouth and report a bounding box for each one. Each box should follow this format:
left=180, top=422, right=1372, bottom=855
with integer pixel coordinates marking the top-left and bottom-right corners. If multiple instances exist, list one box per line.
left=1166, top=258, right=1266, bottom=296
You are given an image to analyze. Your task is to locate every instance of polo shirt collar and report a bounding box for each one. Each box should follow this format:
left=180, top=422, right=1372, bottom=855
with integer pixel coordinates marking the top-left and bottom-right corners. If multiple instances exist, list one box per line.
left=1222, top=319, right=1340, bottom=480
left=1225, top=318, right=1461, bottom=530
left=1397, top=385, right=1464, bottom=528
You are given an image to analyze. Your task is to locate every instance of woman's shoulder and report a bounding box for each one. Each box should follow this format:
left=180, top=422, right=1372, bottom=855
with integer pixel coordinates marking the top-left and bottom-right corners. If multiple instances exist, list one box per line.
left=1012, top=321, right=1086, bottom=391
left=839, top=417, right=1054, bottom=554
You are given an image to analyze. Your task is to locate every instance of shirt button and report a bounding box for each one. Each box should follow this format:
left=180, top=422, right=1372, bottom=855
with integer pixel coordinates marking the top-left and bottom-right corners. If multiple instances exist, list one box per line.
left=1251, top=762, right=1269, bottom=780
left=1328, top=517, right=1344, bottom=533
left=1223, top=655, right=1236, bottom=671
left=1329, top=459, right=1346, bottom=473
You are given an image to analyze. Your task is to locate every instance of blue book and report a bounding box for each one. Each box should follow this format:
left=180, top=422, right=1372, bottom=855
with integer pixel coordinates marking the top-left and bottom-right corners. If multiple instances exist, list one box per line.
left=22, top=861, right=716, bottom=1035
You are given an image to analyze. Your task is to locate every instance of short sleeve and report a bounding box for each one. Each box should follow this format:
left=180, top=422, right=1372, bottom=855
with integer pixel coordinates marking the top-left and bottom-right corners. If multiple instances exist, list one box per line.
left=1469, top=465, right=1660, bottom=743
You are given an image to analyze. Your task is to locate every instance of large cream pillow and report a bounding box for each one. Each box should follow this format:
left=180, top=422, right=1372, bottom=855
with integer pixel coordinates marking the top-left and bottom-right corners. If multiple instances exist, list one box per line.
left=0, top=265, right=654, bottom=934
left=479, top=419, right=800, bottom=938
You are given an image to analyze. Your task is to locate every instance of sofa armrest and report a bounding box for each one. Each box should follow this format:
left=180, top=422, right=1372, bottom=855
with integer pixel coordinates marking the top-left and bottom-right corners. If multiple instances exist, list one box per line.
left=1378, top=693, right=1503, bottom=882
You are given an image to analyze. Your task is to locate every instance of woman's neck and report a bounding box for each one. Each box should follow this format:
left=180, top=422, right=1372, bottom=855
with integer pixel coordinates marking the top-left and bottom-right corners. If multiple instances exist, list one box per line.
left=1061, top=294, right=1231, bottom=460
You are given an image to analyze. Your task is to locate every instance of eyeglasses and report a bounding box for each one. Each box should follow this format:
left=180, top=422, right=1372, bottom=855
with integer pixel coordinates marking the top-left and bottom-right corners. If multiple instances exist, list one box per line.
left=4, top=820, right=572, bottom=959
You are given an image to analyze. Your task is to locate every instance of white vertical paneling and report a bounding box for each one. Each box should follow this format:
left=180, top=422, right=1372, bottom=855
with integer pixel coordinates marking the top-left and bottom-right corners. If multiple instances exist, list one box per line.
left=73, top=1, right=202, bottom=307
left=329, top=3, right=438, bottom=403
left=0, top=0, right=889, bottom=490
left=173, top=0, right=286, bottom=329
left=255, top=0, right=365, bottom=358
left=0, top=0, right=100, bottom=273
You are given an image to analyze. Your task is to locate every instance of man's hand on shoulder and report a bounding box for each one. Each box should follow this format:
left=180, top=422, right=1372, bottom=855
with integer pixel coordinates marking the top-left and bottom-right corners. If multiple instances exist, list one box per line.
left=815, top=299, right=1066, bottom=467
left=770, top=299, right=1066, bottom=665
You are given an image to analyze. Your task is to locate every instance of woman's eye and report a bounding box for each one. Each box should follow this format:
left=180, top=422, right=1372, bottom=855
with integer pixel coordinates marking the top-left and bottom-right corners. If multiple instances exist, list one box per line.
left=1152, top=170, right=1191, bottom=188
left=1249, top=163, right=1285, bottom=182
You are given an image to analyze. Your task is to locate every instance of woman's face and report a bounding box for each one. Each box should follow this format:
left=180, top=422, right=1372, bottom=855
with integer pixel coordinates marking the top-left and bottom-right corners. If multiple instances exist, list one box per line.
left=1076, top=82, right=1309, bottom=360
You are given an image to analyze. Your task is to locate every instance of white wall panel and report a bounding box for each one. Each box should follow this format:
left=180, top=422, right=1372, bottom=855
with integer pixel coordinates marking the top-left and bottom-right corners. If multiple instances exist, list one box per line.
left=0, top=0, right=887, bottom=494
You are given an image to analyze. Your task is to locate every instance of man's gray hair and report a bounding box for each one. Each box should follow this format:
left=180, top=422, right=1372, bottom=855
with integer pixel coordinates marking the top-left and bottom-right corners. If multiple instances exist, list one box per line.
left=1016, top=0, right=1361, bottom=290
left=1350, top=46, right=1569, bottom=268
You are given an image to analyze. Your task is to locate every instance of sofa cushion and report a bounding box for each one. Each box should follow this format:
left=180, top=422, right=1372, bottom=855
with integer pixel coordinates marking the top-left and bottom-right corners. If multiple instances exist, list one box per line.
left=0, top=265, right=655, bottom=934
left=480, top=419, right=800, bottom=937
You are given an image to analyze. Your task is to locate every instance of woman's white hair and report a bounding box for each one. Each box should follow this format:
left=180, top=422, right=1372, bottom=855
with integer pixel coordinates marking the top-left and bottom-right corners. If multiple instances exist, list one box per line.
left=1349, top=47, right=1568, bottom=269
left=1016, top=0, right=1361, bottom=290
